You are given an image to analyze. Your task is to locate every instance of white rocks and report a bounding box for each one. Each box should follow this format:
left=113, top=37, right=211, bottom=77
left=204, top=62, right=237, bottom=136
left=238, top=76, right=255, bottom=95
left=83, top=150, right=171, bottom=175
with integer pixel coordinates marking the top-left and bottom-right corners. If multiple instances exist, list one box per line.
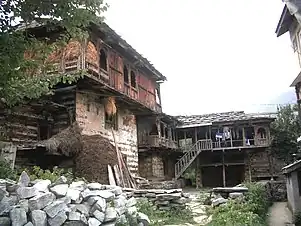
left=82, top=190, right=114, bottom=200
left=50, top=184, right=69, bottom=197
left=18, top=172, right=30, bottom=187
left=88, top=217, right=101, bottom=226
left=31, top=210, right=47, bottom=226
left=87, top=183, right=103, bottom=190
left=212, top=197, right=227, bottom=207
left=47, top=211, right=67, bottom=226
left=28, top=192, right=55, bottom=211
left=126, top=197, right=137, bottom=207
left=66, top=188, right=81, bottom=203
left=69, top=181, right=86, bottom=192
left=33, top=180, right=51, bottom=193
left=10, top=208, right=27, bottom=226
left=92, top=210, right=105, bottom=223
left=229, top=192, right=244, bottom=199
left=44, top=200, right=67, bottom=218
left=68, top=211, right=81, bottom=221
left=104, top=207, right=117, bottom=222
left=137, top=212, right=150, bottom=225
left=17, top=187, right=39, bottom=199
left=0, top=177, right=149, bottom=226
left=18, top=199, right=29, bottom=212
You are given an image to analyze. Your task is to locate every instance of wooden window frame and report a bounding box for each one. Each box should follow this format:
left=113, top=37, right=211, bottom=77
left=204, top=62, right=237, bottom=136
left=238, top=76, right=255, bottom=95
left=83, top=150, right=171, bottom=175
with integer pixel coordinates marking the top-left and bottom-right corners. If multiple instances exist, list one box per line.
left=105, top=111, right=118, bottom=131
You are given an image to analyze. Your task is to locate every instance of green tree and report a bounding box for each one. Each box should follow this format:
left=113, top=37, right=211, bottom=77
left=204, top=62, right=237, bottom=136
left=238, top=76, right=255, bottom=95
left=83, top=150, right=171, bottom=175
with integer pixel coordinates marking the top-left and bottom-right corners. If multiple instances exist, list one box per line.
left=0, top=0, right=108, bottom=107
left=271, top=104, right=301, bottom=163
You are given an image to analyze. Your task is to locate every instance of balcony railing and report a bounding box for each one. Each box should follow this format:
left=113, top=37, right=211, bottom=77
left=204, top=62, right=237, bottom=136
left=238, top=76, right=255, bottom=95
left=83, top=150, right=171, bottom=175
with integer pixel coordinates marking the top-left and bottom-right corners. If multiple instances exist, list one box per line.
left=44, top=40, right=160, bottom=113
left=138, top=134, right=178, bottom=149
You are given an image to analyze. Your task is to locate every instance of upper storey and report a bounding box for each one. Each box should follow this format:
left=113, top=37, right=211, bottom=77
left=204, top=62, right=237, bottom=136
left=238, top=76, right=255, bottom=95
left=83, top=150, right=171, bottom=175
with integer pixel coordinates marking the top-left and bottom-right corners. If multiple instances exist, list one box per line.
left=24, top=22, right=166, bottom=113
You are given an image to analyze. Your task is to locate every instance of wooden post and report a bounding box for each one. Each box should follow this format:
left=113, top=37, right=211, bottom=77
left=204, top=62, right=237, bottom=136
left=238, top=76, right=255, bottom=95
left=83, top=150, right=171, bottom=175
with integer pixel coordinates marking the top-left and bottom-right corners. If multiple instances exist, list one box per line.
left=230, top=128, right=233, bottom=147
left=247, top=152, right=252, bottom=182
left=194, top=127, right=198, bottom=143
left=222, top=150, right=226, bottom=187
left=196, top=155, right=200, bottom=189
left=184, top=130, right=187, bottom=147
left=242, top=127, right=246, bottom=146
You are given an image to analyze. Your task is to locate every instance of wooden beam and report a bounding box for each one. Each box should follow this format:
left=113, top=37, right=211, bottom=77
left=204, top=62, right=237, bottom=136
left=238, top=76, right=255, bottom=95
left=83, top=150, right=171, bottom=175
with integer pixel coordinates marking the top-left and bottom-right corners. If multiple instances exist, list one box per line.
left=222, top=151, right=226, bottom=187
left=54, top=85, right=77, bottom=93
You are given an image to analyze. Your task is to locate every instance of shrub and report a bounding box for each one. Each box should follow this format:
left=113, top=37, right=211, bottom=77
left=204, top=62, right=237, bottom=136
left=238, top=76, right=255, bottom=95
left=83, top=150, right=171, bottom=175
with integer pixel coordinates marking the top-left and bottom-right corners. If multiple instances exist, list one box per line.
left=22, top=166, right=86, bottom=183
left=0, top=159, right=16, bottom=180
left=136, top=200, right=194, bottom=226
left=208, top=183, right=270, bottom=226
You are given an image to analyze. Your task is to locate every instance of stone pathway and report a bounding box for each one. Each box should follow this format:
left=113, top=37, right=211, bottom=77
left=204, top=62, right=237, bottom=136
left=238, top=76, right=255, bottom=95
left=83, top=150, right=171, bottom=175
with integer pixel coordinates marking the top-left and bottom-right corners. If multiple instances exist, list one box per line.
left=268, top=202, right=294, bottom=226
left=164, top=189, right=211, bottom=226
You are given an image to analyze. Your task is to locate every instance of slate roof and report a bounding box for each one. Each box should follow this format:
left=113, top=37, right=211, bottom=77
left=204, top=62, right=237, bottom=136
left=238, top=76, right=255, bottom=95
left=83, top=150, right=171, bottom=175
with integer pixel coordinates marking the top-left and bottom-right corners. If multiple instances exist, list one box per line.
left=282, top=159, right=301, bottom=174
left=175, top=111, right=276, bottom=127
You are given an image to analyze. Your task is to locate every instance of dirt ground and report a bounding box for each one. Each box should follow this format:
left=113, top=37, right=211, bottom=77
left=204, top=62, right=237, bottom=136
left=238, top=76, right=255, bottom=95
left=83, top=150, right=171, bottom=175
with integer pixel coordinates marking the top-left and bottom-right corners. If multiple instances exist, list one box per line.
left=268, top=202, right=293, bottom=226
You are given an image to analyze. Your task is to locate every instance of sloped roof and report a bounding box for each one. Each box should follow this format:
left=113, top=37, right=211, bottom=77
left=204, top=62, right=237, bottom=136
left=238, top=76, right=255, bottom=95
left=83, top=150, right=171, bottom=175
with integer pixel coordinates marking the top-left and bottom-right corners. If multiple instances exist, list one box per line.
left=15, top=20, right=166, bottom=81
left=276, top=1, right=301, bottom=37
left=282, top=159, right=301, bottom=174
left=175, top=111, right=276, bottom=128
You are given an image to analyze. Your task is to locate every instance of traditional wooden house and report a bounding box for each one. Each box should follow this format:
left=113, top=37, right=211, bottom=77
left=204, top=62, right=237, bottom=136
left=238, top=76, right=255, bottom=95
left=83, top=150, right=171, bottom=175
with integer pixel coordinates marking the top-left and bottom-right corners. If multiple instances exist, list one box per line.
left=0, top=22, right=170, bottom=177
left=276, top=1, right=301, bottom=117
left=174, top=111, right=278, bottom=187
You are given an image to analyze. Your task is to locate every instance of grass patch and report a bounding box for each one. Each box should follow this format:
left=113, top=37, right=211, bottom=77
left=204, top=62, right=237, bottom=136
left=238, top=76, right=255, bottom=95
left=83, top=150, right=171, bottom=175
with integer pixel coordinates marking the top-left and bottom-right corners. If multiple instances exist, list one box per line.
left=207, top=183, right=271, bottom=226
left=136, top=199, right=195, bottom=226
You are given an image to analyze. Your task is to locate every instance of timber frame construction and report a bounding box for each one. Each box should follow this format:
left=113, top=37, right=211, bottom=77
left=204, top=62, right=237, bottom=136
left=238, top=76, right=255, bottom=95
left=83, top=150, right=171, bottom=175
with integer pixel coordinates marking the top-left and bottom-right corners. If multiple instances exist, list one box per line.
left=0, top=21, right=283, bottom=188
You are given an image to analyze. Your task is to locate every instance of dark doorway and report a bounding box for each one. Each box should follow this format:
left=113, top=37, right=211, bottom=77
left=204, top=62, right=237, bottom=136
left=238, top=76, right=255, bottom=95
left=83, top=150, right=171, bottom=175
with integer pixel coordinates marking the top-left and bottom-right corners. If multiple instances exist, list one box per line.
left=202, top=166, right=223, bottom=187
left=226, top=165, right=245, bottom=187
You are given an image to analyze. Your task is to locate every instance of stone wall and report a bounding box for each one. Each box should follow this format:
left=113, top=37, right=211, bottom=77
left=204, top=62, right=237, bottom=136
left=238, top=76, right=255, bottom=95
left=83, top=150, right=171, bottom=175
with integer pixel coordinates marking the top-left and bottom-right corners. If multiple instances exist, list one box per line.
left=123, top=188, right=191, bottom=211
left=0, top=172, right=149, bottom=226
left=76, top=92, right=138, bottom=175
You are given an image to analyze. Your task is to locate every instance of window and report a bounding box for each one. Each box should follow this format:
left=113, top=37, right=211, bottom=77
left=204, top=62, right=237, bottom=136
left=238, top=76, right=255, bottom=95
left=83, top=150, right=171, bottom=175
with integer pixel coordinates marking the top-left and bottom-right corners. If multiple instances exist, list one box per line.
left=99, top=49, right=107, bottom=71
left=123, top=66, right=129, bottom=84
left=257, top=127, right=267, bottom=139
left=130, top=70, right=136, bottom=88
left=105, top=111, right=118, bottom=130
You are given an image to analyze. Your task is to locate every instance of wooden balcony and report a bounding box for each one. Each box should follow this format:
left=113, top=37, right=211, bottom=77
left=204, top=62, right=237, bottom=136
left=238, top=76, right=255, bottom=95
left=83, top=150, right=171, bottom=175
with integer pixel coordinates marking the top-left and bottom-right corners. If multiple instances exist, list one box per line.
left=138, top=135, right=178, bottom=150
left=41, top=39, right=160, bottom=113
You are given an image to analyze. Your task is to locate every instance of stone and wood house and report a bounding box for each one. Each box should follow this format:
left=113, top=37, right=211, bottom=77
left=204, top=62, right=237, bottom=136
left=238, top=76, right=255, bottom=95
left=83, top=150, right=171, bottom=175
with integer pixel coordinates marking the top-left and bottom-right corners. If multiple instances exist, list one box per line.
left=0, top=21, right=281, bottom=187
left=276, top=0, right=301, bottom=215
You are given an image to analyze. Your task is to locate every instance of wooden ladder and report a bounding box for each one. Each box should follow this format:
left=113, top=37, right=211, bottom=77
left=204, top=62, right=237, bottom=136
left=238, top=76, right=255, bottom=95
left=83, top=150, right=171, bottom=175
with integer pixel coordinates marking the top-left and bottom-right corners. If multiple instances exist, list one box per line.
left=175, top=139, right=212, bottom=180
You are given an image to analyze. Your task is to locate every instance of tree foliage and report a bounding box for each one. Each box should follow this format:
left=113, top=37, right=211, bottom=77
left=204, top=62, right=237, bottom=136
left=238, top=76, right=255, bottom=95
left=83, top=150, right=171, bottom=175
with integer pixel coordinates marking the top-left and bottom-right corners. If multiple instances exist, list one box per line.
left=271, top=104, right=301, bottom=163
left=0, top=0, right=108, bottom=107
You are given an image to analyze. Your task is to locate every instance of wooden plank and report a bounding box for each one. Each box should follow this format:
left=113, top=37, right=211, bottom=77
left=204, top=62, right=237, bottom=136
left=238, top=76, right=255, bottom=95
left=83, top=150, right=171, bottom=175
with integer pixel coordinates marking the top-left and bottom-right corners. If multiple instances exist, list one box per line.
left=111, top=129, right=125, bottom=187
left=222, top=151, right=226, bottom=187
left=108, top=165, right=116, bottom=186
left=113, top=165, right=122, bottom=186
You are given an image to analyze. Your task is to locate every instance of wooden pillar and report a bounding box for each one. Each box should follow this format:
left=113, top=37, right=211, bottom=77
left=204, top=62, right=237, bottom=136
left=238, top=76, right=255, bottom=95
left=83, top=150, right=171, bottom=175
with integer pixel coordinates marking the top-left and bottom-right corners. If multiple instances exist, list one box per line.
left=246, top=151, right=252, bottom=182
left=194, top=127, right=198, bottom=143
left=184, top=130, right=187, bottom=147
left=222, top=150, right=226, bottom=187
left=230, top=128, right=233, bottom=147
left=196, top=155, right=202, bottom=188
left=242, top=127, right=246, bottom=146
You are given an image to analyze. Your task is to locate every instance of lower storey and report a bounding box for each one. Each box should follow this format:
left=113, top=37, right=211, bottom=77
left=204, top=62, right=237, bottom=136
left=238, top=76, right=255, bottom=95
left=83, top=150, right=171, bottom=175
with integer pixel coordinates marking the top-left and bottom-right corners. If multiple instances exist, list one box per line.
left=138, top=147, right=285, bottom=187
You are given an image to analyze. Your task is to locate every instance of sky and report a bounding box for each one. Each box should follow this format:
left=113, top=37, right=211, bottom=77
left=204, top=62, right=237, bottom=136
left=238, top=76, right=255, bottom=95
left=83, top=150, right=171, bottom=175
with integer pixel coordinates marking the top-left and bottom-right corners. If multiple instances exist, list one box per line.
left=104, top=0, right=300, bottom=115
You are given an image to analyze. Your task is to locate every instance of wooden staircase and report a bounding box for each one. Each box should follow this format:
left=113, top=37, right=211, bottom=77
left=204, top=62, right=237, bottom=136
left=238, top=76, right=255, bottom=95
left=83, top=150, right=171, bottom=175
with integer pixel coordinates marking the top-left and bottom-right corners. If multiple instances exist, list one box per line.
left=175, top=139, right=212, bottom=180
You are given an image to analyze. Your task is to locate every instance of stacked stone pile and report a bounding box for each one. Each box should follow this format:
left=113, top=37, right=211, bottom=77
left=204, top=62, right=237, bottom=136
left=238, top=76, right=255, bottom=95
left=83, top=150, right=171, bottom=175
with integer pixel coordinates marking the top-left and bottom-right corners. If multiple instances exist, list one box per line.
left=0, top=172, right=149, bottom=226
left=123, top=188, right=191, bottom=210
left=204, top=186, right=249, bottom=207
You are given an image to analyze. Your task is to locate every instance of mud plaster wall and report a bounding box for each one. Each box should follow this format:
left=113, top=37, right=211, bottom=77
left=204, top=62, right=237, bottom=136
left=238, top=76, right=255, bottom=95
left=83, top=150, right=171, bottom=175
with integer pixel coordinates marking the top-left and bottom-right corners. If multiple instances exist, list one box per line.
left=75, top=92, right=138, bottom=175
